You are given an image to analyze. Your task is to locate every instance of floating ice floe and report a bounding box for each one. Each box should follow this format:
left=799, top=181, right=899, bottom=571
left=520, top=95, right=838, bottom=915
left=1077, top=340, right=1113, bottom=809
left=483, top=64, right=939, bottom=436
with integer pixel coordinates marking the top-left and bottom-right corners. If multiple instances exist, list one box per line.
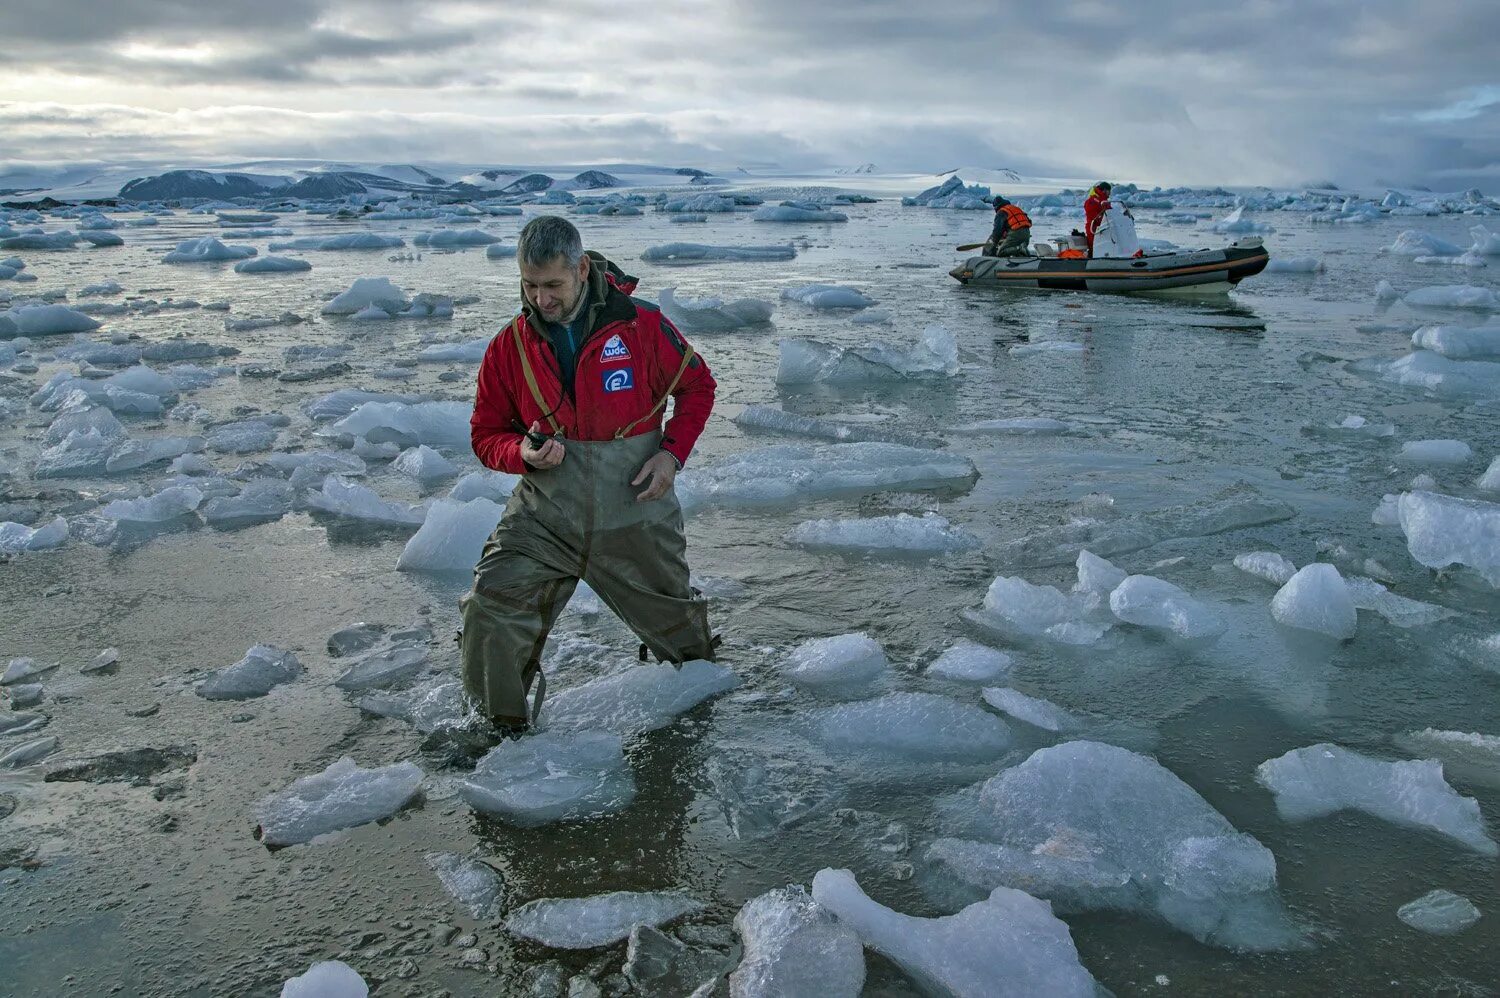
left=1234, top=551, right=1297, bottom=586
left=753, top=204, right=848, bottom=223
left=460, top=731, right=635, bottom=826
left=777, top=326, right=957, bottom=384
left=1398, top=438, right=1472, bottom=465
left=484, top=243, right=516, bottom=258
left=225, top=312, right=304, bottom=332
left=641, top=242, right=796, bottom=263
left=810, top=692, right=1010, bottom=762
left=426, top=852, right=506, bottom=918
left=967, top=575, right=1110, bottom=647
left=678, top=442, right=975, bottom=513
left=930, top=740, right=1303, bottom=950
left=1398, top=890, right=1481, bottom=935
left=413, top=229, right=501, bottom=247
left=1470, top=225, right=1500, bottom=255
left=657, top=287, right=774, bottom=333
left=1403, top=285, right=1500, bottom=310
left=392, top=444, right=459, bottom=483
left=418, top=338, right=488, bottom=362
left=1109, top=575, right=1225, bottom=642
left=107, top=435, right=205, bottom=474
left=1265, top=256, right=1325, bottom=273
left=203, top=480, right=295, bottom=529
left=1398, top=490, right=1500, bottom=586
left=234, top=255, right=311, bottom=274
left=0, top=517, right=68, bottom=554
left=927, top=640, right=1013, bottom=682
left=268, top=234, right=404, bottom=251
left=197, top=644, right=303, bottom=700
left=1385, top=230, right=1463, bottom=256
left=811, top=868, right=1099, bottom=997
left=1271, top=564, right=1357, bottom=639
left=206, top=419, right=278, bottom=454
left=730, top=886, right=866, bottom=997
left=786, top=513, right=979, bottom=556
left=0, top=736, right=59, bottom=769
left=1210, top=207, right=1274, bottom=234
left=333, top=642, right=429, bottom=692
left=306, top=476, right=426, bottom=527
left=981, top=687, right=1080, bottom=733
left=1306, top=413, right=1396, bottom=438
left=731, top=405, right=927, bottom=447
left=1412, top=324, right=1500, bottom=360
left=1256, top=743, right=1496, bottom=855
left=505, top=891, right=703, bottom=948
left=543, top=659, right=739, bottom=736
left=448, top=469, right=520, bottom=502
left=255, top=757, right=424, bottom=846
left=781, top=633, right=888, bottom=688
left=396, top=497, right=504, bottom=574
left=1413, top=252, right=1487, bottom=267
left=279, top=961, right=368, bottom=998
left=0, top=229, right=81, bottom=250
left=1393, top=729, right=1500, bottom=789
left=2, top=657, right=53, bottom=684
left=321, top=277, right=410, bottom=315
left=100, top=484, right=203, bottom=525
left=0, top=303, right=101, bottom=337
left=161, top=237, right=256, bottom=263
left=326, top=400, right=470, bottom=448
left=780, top=284, right=873, bottom=309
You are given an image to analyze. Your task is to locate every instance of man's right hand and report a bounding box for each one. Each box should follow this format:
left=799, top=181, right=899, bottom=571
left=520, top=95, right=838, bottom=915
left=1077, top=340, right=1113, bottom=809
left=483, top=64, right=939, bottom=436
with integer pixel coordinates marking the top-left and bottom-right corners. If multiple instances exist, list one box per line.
left=520, top=420, right=565, bottom=469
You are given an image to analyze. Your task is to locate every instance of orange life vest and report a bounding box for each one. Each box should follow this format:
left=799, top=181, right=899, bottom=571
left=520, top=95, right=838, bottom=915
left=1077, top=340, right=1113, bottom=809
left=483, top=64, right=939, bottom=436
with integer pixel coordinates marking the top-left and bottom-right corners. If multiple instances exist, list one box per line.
left=1000, top=204, right=1031, bottom=230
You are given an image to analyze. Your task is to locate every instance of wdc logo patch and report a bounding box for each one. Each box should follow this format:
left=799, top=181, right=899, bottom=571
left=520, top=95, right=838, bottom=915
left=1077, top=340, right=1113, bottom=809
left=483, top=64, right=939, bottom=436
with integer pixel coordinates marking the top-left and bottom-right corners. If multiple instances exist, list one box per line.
left=602, top=367, right=634, bottom=393
left=601, top=334, right=631, bottom=361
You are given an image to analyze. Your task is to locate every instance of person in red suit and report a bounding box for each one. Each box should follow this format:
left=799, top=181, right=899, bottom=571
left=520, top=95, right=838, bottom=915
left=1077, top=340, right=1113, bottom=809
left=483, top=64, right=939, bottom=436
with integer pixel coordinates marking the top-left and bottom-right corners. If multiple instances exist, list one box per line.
left=1083, top=182, right=1113, bottom=257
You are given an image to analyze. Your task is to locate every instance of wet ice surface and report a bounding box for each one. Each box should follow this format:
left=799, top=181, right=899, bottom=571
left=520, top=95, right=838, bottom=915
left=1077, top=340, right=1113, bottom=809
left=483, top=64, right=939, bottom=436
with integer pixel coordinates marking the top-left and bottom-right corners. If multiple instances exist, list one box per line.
left=4, top=195, right=1500, bottom=995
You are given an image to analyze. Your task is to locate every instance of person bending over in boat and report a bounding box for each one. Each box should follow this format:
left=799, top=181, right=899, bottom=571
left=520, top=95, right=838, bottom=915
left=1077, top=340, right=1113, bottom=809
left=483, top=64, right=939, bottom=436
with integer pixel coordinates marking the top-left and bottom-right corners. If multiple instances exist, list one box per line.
left=983, top=196, right=1032, bottom=257
left=1084, top=182, right=1131, bottom=257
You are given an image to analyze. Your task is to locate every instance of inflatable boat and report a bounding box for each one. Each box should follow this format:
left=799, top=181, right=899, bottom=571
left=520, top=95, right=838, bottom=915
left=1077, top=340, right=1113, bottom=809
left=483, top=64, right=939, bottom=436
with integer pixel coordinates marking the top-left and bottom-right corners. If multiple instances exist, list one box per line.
left=951, top=206, right=1269, bottom=295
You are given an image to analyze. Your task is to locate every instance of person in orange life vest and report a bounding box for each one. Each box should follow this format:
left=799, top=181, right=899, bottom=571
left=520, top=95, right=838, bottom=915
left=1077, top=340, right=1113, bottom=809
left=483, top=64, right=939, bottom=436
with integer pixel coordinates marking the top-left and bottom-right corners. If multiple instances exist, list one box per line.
left=1083, top=182, right=1114, bottom=256
left=983, top=196, right=1032, bottom=257
left=457, top=215, right=718, bottom=744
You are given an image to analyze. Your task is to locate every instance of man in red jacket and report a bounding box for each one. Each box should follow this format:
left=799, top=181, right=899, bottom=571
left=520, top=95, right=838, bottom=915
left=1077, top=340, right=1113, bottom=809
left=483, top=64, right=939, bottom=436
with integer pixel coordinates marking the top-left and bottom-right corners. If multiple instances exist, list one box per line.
left=1083, top=182, right=1112, bottom=257
left=460, top=215, right=717, bottom=740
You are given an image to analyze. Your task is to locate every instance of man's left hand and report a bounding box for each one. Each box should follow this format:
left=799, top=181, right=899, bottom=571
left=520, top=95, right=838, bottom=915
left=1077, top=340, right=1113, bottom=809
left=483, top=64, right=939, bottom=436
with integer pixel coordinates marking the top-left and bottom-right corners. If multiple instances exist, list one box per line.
left=631, top=451, right=678, bottom=502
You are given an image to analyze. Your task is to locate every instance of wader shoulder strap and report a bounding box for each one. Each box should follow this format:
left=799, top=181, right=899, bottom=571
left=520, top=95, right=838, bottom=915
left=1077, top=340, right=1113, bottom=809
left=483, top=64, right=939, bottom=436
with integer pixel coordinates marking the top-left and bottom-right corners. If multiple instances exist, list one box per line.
left=509, top=319, right=562, bottom=435
left=614, top=344, right=696, bottom=440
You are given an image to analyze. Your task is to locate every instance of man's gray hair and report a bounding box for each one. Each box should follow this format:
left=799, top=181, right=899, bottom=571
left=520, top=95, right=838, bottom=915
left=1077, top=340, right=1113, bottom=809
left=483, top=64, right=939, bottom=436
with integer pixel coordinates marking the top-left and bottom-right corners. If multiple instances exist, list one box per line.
left=517, top=215, right=584, bottom=268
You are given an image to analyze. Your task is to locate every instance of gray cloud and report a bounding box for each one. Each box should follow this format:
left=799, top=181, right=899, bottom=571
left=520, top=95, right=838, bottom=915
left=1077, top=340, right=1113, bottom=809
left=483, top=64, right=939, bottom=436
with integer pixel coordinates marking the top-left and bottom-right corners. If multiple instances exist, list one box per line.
left=0, top=0, right=1497, bottom=189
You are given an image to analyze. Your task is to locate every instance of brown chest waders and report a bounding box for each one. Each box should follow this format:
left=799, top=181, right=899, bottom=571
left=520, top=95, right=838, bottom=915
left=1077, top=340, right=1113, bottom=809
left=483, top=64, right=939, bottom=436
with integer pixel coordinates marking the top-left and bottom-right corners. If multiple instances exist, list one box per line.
left=460, top=326, right=713, bottom=728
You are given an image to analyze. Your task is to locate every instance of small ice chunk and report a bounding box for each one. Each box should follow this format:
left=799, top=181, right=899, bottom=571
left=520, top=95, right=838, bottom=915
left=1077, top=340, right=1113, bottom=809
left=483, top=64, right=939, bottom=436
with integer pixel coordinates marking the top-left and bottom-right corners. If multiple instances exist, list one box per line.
left=322, top=277, right=410, bottom=315
left=505, top=891, right=703, bottom=948
left=279, top=960, right=368, bottom=998
left=202, top=480, right=294, bottom=529
left=392, top=445, right=459, bottom=483
left=927, top=640, right=1012, bottom=682
left=1398, top=890, right=1481, bottom=935
left=1256, top=743, right=1497, bottom=855
left=729, top=886, right=865, bottom=998
left=786, top=513, right=978, bottom=555
left=981, top=687, right=1080, bottom=732
left=1398, top=490, right=1500, bottom=586
left=1109, top=575, right=1225, bottom=641
left=1234, top=552, right=1297, bottom=585
left=1270, top=564, right=1357, bottom=639
left=973, top=576, right=1107, bottom=646
left=234, top=255, right=311, bottom=274
left=82, top=648, right=120, bottom=674
left=0, top=303, right=101, bottom=336
left=753, top=205, right=848, bottom=223
left=3, top=657, right=52, bottom=685
left=1477, top=456, right=1500, bottom=492
left=1385, top=230, right=1463, bottom=256
left=101, top=485, right=203, bottom=524
left=1265, top=256, right=1325, bottom=273
left=1375, top=279, right=1400, bottom=304
left=1344, top=576, right=1455, bottom=628
left=811, top=868, right=1098, bottom=998
left=417, top=338, right=487, bottom=362
left=776, top=327, right=957, bottom=383
left=306, top=477, right=426, bottom=527
left=780, top=284, right=873, bottom=309
left=809, top=692, right=1010, bottom=762
left=0, top=516, right=68, bottom=554
left=426, top=852, right=506, bottom=918
left=460, top=731, right=635, bottom=826
left=1413, top=324, right=1500, bottom=360
left=254, top=756, right=424, bottom=846
left=781, top=633, right=888, bottom=688
left=396, top=497, right=503, bottom=574
left=657, top=287, right=774, bottom=333
left=448, top=469, right=520, bottom=502
left=1403, top=285, right=1500, bottom=310
left=206, top=420, right=278, bottom=454
left=1074, top=549, right=1127, bottom=595
left=326, top=400, right=471, bottom=449
left=1398, top=439, right=1473, bottom=465
left=333, top=645, right=428, bottom=691
left=197, top=644, right=303, bottom=700
left=543, top=660, right=739, bottom=736
left=0, top=735, right=59, bottom=769
left=161, top=237, right=256, bottom=263
left=269, top=234, right=403, bottom=251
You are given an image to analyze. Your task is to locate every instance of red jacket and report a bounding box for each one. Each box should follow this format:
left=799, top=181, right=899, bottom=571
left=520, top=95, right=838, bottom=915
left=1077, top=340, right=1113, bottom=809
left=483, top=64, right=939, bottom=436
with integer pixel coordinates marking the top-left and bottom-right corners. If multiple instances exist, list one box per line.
left=1084, top=188, right=1112, bottom=240
left=471, top=260, right=716, bottom=475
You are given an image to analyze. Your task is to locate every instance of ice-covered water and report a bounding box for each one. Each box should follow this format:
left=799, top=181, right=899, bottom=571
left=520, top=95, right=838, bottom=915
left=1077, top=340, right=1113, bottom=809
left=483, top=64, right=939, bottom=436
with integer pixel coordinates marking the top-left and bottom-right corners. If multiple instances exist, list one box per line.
left=3, top=192, right=1500, bottom=994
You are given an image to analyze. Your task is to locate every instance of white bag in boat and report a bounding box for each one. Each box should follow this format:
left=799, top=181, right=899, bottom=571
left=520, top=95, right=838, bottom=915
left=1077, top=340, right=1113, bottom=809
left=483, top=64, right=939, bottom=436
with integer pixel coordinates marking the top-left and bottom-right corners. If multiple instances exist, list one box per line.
left=1093, top=205, right=1141, bottom=258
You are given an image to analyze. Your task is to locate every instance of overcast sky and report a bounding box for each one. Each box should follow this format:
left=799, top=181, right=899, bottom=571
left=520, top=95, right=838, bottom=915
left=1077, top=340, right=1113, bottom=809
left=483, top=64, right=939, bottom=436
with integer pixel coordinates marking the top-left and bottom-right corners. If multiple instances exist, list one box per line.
left=2, top=0, right=1497, bottom=190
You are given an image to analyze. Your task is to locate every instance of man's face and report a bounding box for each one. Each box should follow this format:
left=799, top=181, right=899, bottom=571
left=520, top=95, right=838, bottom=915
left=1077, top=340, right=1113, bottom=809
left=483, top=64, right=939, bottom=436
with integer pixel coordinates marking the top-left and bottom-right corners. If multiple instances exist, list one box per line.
left=521, top=254, right=589, bottom=323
